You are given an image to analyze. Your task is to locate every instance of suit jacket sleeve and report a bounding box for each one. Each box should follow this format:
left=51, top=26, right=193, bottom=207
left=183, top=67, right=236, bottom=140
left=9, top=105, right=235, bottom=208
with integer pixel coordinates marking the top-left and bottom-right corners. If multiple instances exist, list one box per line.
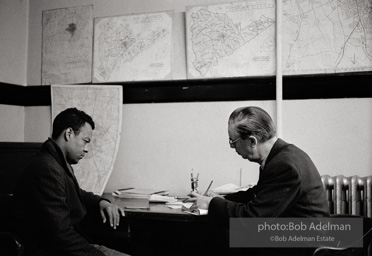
left=80, top=189, right=109, bottom=212
left=33, top=165, right=105, bottom=256
left=209, top=161, right=302, bottom=222
left=223, top=186, right=257, bottom=204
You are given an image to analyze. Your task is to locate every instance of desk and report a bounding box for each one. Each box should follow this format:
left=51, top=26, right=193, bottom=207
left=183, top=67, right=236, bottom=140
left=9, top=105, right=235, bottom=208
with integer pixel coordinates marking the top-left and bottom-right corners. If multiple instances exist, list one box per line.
left=103, top=194, right=228, bottom=256
left=108, top=194, right=207, bottom=221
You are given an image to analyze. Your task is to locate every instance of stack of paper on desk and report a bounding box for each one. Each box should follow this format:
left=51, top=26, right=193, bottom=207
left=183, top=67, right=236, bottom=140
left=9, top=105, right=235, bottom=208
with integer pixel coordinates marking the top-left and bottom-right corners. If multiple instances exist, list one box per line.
left=112, top=188, right=176, bottom=204
left=115, top=198, right=150, bottom=209
left=112, top=188, right=169, bottom=199
left=149, top=194, right=177, bottom=203
left=112, top=193, right=150, bottom=199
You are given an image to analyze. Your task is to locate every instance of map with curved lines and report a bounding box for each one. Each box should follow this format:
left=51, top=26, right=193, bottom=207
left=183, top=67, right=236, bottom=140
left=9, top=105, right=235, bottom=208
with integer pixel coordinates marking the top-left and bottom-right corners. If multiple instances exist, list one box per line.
left=93, top=12, right=173, bottom=82
left=282, top=0, right=372, bottom=74
left=186, top=1, right=276, bottom=78
left=51, top=85, right=122, bottom=195
left=186, top=0, right=372, bottom=78
left=42, top=5, right=93, bottom=85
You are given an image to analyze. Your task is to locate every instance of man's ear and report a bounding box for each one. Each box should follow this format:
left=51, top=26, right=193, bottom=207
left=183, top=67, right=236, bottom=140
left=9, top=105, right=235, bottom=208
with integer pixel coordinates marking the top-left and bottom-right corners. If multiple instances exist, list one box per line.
left=64, top=128, right=73, bottom=141
left=248, top=136, right=257, bottom=148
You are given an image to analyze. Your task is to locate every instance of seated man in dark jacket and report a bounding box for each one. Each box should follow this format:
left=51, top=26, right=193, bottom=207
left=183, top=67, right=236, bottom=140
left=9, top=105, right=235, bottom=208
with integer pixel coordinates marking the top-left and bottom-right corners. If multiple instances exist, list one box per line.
left=14, top=107, right=130, bottom=256
left=192, top=106, right=330, bottom=255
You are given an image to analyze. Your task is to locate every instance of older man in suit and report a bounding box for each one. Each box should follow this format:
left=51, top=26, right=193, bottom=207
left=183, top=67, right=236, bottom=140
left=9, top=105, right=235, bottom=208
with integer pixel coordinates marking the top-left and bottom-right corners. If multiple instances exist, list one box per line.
left=14, top=108, right=129, bottom=256
left=192, top=106, right=329, bottom=255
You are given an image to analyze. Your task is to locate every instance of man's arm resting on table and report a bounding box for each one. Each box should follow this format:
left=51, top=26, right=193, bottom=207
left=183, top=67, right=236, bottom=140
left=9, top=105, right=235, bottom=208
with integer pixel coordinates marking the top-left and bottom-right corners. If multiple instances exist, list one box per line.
left=80, top=190, right=125, bottom=229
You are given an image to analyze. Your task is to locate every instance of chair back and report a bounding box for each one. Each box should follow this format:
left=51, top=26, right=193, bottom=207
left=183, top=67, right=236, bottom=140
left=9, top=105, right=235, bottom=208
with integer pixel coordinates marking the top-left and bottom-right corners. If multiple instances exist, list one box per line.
left=0, top=194, right=24, bottom=256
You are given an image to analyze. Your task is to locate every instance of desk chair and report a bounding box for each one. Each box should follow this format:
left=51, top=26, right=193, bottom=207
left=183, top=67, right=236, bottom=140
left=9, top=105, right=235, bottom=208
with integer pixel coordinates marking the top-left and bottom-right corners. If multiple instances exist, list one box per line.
left=313, top=214, right=372, bottom=256
left=0, top=194, right=131, bottom=256
left=0, top=232, right=24, bottom=256
left=0, top=194, right=24, bottom=256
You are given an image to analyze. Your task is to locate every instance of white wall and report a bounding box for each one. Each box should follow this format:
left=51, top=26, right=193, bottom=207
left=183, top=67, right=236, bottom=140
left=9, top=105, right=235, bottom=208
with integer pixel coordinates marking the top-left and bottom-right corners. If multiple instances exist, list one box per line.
left=0, top=104, right=25, bottom=141
left=282, top=98, right=372, bottom=179
left=0, top=0, right=28, bottom=85
left=24, top=106, right=51, bottom=141
left=23, top=98, right=372, bottom=196
left=109, top=101, right=274, bottom=195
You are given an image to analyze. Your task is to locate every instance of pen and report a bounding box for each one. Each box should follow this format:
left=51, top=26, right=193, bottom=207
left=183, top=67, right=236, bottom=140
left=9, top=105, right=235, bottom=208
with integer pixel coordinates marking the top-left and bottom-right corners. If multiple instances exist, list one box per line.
left=203, top=180, right=213, bottom=196
left=117, top=187, right=134, bottom=191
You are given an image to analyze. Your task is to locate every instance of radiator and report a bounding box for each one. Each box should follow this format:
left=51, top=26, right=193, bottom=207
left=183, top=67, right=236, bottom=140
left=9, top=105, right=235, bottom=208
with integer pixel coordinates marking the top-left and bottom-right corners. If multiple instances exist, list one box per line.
left=321, top=175, right=372, bottom=217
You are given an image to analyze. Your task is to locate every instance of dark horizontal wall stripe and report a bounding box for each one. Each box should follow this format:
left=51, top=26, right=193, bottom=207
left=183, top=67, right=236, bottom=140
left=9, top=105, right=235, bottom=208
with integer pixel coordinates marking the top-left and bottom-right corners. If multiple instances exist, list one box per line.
left=0, top=83, right=26, bottom=106
left=284, top=73, right=372, bottom=100
left=1, top=73, right=371, bottom=106
left=119, top=77, right=276, bottom=103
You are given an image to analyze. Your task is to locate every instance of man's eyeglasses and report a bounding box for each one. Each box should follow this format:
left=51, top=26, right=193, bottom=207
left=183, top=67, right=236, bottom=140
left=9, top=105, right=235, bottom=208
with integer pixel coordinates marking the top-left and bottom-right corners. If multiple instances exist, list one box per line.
left=229, top=137, right=241, bottom=148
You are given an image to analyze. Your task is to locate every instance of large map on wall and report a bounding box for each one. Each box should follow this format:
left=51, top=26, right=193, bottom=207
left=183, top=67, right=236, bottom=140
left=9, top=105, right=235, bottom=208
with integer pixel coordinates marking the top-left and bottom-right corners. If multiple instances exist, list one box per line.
left=186, top=1, right=276, bottom=79
left=93, top=11, right=173, bottom=82
left=51, top=85, right=122, bottom=195
left=42, top=5, right=93, bottom=85
left=186, top=0, right=372, bottom=78
left=282, top=0, right=372, bottom=74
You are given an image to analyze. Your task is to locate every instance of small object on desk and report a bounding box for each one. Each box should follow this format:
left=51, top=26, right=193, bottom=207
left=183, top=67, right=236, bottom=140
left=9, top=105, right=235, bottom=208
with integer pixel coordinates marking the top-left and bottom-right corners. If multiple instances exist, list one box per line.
left=181, top=202, right=208, bottom=216
left=181, top=202, right=195, bottom=209
left=190, top=170, right=199, bottom=193
left=181, top=197, right=191, bottom=202
left=165, top=201, right=188, bottom=209
left=165, top=196, right=193, bottom=209
left=203, top=180, right=213, bottom=196
left=116, top=187, right=134, bottom=192
left=175, top=196, right=190, bottom=201
left=182, top=197, right=196, bottom=203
